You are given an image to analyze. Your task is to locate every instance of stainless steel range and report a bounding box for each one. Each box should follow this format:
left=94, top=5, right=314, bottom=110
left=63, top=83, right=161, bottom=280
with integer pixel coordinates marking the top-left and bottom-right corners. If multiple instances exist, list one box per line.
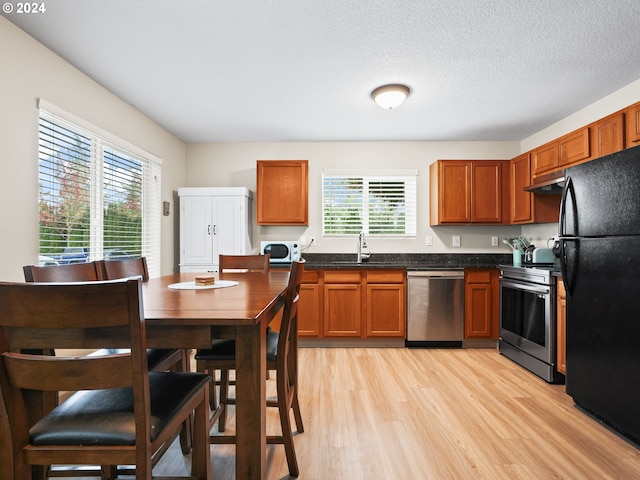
left=499, top=265, right=563, bottom=384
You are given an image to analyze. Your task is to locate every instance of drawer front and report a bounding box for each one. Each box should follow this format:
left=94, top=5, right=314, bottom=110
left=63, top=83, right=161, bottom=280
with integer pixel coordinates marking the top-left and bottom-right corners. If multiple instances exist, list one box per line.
left=301, top=270, right=320, bottom=283
left=465, top=269, right=492, bottom=283
left=323, top=270, right=362, bottom=283
left=366, top=270, right=405, bottom=284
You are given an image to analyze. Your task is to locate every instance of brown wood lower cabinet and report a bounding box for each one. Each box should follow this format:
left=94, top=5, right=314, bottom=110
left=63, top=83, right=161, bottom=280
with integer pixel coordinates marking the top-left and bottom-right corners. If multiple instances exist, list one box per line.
left=324, top=271, right=362, bottom=336
left=365, top=271, right=406, bottom=337
left=556, top=278, right=567, bottom=375
left=298, top=270, right=322, bottom=337
left=298, top=268, right=406, bottom=338
left=464, top=268, right=499, bottom=339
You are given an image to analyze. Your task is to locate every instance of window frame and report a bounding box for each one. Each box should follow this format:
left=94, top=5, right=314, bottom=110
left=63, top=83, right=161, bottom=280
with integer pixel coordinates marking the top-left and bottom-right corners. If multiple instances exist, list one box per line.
left=322, top=169, right=418, bottom=238
left=37, top=100, right=162, bottom=277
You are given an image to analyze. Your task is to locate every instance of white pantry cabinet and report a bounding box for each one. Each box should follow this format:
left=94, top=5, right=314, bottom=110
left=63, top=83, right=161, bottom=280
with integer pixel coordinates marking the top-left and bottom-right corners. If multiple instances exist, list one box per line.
left=178, top=187, right=253, bottom=273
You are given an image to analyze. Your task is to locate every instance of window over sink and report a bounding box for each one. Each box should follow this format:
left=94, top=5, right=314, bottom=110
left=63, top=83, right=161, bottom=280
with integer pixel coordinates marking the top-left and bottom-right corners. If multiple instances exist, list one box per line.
left=322, top=169, right=417, bottom=237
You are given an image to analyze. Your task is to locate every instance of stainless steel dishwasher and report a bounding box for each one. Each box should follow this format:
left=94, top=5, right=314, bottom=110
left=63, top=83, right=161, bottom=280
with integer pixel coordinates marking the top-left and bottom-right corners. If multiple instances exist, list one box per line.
left=406, top=270, right=465, bottom=347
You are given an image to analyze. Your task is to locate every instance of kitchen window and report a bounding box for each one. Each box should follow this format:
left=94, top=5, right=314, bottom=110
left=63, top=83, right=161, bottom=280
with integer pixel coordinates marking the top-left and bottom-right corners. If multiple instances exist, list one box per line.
left=322, top=170, right=417, bottom=237
left=37, top=100, right=161, bottom=276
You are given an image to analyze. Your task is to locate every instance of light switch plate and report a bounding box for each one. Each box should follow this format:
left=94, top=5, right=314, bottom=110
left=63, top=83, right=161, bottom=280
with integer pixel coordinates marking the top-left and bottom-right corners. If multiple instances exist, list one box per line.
left=452, top=235, right=461, bottom=247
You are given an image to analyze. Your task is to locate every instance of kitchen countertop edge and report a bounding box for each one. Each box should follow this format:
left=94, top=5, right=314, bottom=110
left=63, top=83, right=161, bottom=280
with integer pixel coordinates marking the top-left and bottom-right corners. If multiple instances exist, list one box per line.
left=292, top=253, right=513, bottom=270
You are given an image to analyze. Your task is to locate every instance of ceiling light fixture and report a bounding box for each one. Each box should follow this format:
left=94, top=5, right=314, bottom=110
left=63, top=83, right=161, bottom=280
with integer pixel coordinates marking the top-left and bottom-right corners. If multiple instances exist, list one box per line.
left=371, top=84, right=411, bottom=109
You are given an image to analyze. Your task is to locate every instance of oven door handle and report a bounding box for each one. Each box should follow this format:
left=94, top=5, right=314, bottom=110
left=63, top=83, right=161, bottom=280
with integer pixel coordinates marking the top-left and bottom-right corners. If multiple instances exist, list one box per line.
left=500, top=279, right=550, bottom=296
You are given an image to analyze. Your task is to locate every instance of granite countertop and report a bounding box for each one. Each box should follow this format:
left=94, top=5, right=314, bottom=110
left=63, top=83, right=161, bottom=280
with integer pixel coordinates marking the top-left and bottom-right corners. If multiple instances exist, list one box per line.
left=300, top=253, right=512, bottom=270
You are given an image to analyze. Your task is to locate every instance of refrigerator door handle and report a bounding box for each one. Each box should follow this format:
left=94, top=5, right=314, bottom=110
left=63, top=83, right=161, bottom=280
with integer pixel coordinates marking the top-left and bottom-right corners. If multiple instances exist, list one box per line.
left=560, top=176, right=578, bottom=296
left=560, top=238, right=578, bottom=297
left=559, top=176, right=576, bottom=238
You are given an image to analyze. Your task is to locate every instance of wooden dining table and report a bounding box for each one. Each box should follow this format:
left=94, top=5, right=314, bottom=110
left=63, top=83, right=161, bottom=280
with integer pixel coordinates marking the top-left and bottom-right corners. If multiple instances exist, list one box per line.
left=0, top=270, right=289, bottom=480
left=142, top=270, right=290, bottom=479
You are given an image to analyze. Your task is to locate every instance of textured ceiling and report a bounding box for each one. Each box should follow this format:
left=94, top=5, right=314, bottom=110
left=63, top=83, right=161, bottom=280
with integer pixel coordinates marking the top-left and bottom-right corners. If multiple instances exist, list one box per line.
left=4, top=0, right=640, bottom=143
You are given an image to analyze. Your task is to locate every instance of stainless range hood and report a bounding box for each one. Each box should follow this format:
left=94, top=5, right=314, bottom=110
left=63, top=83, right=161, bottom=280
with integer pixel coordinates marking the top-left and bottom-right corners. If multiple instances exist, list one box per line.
left=525, top=169, right=565, bottom=194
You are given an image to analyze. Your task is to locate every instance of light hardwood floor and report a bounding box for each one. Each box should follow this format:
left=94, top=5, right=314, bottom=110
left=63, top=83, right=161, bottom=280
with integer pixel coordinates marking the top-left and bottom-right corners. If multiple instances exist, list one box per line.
left=53, top=348, right=640, bottom=479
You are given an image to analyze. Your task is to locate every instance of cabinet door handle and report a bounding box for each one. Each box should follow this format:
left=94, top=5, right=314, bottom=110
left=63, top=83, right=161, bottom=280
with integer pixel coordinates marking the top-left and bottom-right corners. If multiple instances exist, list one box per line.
left=207, top=225, right=211, bottom=235
left=212, top=225, right=217, bottom=235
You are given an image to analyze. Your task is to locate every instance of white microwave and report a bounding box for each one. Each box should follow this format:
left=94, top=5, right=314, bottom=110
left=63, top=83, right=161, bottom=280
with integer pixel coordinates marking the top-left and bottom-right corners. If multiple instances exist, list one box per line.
left=260, top=241, right=301, bottom=264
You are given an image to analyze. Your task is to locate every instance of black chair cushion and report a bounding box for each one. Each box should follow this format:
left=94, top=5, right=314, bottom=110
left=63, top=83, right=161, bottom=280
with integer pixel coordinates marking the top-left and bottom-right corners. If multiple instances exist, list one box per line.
left=29, top=372, right=210, bottom=446
left=90, top=348, right=178, bottom=371
left=195, top=331, right=279, bottom=362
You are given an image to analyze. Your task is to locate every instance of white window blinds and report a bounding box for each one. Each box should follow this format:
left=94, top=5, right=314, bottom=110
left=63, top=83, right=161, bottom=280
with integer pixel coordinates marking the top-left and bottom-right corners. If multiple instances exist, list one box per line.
left=322, top=170, right=417, bottom=237
left=37, top=102, right=162, bottom=277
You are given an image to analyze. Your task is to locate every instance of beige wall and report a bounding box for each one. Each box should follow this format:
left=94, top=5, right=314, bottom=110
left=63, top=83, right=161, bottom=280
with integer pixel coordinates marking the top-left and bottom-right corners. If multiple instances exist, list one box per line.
left=186, top=141, right=525, bottom=256
left=0, top=18, right=187, bottom=280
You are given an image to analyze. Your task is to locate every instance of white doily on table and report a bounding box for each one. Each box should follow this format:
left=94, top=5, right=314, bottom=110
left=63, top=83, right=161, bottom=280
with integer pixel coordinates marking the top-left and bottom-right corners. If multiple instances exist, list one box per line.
left=168, top=280, right=239, bottom=290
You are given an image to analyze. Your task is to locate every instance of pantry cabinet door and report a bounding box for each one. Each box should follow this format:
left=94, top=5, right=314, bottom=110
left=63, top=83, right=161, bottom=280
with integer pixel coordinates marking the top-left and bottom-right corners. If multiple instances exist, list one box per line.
left=180, top=196, right=214, bottom=266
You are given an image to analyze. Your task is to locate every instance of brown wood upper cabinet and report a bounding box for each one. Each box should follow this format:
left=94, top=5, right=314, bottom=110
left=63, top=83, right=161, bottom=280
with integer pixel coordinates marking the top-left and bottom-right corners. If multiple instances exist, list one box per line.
left=531, top=142, right=558, bottom=175
left=626, top=102, right=640, bottom=149
left=510, top=153, right=533, bottom=224
left=532, top=109, right=627, bottom=180
left=430, top=160, right=509, bottom=225
left=510, top=152, right=561, bottom=224
left=256, top=160, right=309, bottom=225
left=532, top=127, right=590, bottom=177
left=590, top=111, right=625, bottom=159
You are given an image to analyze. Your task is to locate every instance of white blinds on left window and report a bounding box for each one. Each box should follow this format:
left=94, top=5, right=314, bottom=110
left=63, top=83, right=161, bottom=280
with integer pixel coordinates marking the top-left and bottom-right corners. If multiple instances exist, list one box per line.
left=37, top=100, right=162, bottom=277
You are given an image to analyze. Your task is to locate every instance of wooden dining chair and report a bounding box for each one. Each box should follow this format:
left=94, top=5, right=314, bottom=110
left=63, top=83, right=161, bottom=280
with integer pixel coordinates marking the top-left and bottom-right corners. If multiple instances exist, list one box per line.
left=21, top=261, right=105, bottom=425
left=23, top=260, right=183, bottom=379
left=0, top=279, right=211, bottom=480
left=23, top=261, right=104, bottom=282
left=195, top=259, right=306, bottom=477
left=99, top=256, right=150, bottom=281
left=99, top=257, right=192, bottom=454
left=22, top=259, right=192, bottom=475
left=197, top=254, right=271, bottom=423
left=218, top=253, right=270, bottom=273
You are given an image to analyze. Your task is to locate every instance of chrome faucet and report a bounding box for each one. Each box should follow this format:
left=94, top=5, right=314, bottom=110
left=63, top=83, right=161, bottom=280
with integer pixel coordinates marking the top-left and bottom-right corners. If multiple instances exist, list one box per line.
left=357, top=231, right=369, bottom=263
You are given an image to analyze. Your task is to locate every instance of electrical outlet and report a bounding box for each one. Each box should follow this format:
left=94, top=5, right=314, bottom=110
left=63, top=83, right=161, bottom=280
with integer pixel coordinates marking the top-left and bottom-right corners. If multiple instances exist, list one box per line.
left=309, top=236, right=316, bottom=246
left=491, top=236, right=498, bottom=247
left=452, top=235, right=461, bottom=247
left=426, top=235, right=433, bottom=246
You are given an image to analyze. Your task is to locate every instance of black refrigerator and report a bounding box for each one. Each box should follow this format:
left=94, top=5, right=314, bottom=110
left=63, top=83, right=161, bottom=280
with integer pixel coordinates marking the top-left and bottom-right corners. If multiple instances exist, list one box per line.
left=559, top=144, right=640, bottom=445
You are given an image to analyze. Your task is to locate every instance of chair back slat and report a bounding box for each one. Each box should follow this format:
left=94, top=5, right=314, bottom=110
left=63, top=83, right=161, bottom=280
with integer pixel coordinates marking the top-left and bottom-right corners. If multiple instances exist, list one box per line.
left=23, top=262, right=103, bottom=282
left=3, top=353, right=133, bottom=392
left=100, top=257, right=149, bottom=282
left=219, top=254, right=270, bottom=273
left=3, top=325, right=132, bottom=351
left=0, top=281, right=137, bottom=329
